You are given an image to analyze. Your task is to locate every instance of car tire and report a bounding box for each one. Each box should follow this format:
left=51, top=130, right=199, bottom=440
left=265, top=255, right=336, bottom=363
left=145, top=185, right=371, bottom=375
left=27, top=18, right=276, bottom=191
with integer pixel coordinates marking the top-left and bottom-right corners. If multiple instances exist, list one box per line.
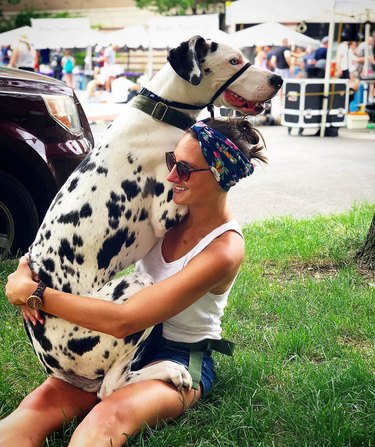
left=0, top=170, right=40, bottom=259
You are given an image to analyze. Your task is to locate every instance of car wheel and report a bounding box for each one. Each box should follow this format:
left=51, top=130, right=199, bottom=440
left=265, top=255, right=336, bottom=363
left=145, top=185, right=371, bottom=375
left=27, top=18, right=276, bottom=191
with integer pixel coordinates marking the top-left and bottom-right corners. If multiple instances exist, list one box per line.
left=0, top=171, right=40, bottom=259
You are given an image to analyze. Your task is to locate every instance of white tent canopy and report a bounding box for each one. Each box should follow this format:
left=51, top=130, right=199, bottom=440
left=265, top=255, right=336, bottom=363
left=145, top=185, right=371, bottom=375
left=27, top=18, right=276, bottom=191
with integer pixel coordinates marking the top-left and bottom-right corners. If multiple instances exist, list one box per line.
left=227, top=0, right=375, bottom=25
left=0, top=26, right=33, bottom=47
left=0, top=18, right=102, bottom=49
left=30, top=18, right=102, bottom=49
left=232, top=22, right=320, bottom=48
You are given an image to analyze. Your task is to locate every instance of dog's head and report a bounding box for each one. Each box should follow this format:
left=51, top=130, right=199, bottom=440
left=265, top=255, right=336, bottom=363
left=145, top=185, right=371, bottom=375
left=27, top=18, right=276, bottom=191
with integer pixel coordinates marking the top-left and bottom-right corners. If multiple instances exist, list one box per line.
left=167, top=35, right=283, bottom=116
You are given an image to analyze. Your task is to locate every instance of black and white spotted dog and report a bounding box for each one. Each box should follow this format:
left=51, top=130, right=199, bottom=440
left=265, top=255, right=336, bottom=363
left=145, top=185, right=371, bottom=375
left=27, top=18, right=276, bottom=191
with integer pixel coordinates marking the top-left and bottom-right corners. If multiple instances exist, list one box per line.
left=27, top=36, right=282, bottom=399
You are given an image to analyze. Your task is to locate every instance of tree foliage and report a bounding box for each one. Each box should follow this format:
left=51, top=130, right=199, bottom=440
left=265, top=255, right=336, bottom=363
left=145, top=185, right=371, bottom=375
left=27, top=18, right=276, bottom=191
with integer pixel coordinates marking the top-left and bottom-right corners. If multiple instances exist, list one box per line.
left=0, top=0, right=20, bottom=32
left=135, top=0, right=225, bottom=15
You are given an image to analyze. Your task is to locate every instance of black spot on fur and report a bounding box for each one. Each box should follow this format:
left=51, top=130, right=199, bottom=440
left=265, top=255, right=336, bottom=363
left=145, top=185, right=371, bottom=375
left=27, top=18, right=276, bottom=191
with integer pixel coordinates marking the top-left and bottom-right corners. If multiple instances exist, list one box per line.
left=127, top=154, right=134, bottom=164
left=103, top=350, right=110, bottom=359
left=210, top=42, right=218, bottom=52
left=43, top=354, right=61, bottom=370
left=62, top=282, right=72, bottom=293
left=45, top=230, right=51, bottom=240
left=125, top=330, right=145, bottom=346
left=121, top=180, right=141, bottom=201
left=57, top=211, right=80, bottom=226
left=106, top=194, right=122, bottom=228
left=28, top=322, right=53, bottom=352
left=112, top=279, right=130, bottom=301
left=80, top=203, right=92, bottom=218
left=67, top=336, right=100, bottom=356
left=143, top=178, right=165, bottom=197
left=42, top=258, right=55, bottom=273
left=97, top=166, right=108, bottom=176
left=76, top=254, right=84, bottom=265
left=79, top=158, right=96, bottom=173
left=37, top=269, right=53, bottom=288
left=125, top=210, right=132, bottom=220
left=139, top=208, right=148, bottom=221
left=95, top=369, right=105, bottom=376
left=67, top=177, right=79, bottom=192
left=72, top=234, right=84, bottom=247
left=97, top=228, right=135, bottom=270
left=58, top=239, right=75, bottom=263
left=166, top=188, right=173, bottom=202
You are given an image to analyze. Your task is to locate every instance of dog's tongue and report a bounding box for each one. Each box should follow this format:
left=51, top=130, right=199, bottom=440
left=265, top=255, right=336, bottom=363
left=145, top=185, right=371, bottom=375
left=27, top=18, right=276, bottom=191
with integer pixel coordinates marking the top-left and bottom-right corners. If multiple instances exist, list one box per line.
left=224, top=90, right=265, bottom=115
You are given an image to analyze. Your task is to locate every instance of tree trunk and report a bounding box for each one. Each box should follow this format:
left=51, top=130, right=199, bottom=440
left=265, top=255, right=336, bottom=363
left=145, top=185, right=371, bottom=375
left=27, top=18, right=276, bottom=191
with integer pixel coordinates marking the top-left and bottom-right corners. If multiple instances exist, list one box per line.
left=356, top=213, right=375, bottom=269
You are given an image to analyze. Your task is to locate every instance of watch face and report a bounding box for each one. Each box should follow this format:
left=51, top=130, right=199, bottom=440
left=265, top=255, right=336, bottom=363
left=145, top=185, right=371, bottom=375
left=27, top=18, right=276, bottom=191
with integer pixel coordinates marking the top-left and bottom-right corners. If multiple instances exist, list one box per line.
left=27, top=295, right=43, bottom=310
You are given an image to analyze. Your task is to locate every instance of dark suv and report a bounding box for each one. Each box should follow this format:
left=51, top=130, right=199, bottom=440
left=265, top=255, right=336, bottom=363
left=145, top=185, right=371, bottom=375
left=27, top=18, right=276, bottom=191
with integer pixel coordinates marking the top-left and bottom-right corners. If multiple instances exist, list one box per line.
left=0, top=67, right=94, bottom=259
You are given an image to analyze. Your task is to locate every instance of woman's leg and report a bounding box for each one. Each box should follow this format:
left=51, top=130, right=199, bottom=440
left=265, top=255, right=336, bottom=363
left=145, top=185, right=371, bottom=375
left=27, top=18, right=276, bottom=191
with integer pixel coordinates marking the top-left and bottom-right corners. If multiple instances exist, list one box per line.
left=0, top=377, right=97, bottom=447
left=69, top=379, right=202, bottom=447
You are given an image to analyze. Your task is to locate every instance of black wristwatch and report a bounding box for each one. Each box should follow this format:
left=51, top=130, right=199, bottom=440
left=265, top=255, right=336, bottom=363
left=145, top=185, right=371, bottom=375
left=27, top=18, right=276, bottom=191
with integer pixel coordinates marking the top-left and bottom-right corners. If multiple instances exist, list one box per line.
left=26, top=281, right=46, bottom=310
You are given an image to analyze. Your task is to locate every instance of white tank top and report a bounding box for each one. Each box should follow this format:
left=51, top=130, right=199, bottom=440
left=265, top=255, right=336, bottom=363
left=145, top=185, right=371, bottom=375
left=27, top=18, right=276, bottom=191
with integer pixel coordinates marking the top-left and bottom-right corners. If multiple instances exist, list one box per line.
left=16, top=42, right=36, bottom=68
left=136, top=220, right=242, bottom=343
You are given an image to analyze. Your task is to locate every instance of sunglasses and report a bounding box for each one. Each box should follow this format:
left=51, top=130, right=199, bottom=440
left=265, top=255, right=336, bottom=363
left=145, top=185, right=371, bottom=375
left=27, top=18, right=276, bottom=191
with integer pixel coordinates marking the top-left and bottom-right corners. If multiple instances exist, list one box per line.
left=165, top=152, right=210, bottom=181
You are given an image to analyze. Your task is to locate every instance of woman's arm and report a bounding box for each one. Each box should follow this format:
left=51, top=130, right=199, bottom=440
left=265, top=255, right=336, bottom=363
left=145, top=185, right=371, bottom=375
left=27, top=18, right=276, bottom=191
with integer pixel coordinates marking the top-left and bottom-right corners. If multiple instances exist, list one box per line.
left=8, top=48, right=19, bottom=68
left=6, top=232, right=244, bottom=339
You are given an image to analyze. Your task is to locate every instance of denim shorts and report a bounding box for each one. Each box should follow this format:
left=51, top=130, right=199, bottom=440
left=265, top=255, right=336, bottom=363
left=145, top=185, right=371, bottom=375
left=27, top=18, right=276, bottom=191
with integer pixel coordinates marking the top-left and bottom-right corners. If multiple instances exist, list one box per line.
left=132, top=324, right=216, bottom=395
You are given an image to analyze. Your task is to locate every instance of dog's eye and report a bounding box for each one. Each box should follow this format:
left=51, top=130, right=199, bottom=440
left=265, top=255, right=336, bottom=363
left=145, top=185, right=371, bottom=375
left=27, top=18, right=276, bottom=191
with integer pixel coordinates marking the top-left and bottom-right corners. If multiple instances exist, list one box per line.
left=229, top=58, right=239, bottom=65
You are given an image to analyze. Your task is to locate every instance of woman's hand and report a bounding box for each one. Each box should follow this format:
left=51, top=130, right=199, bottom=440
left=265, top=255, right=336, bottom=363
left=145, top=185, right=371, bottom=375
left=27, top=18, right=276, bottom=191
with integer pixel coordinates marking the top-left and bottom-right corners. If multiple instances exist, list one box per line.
left=5, top=256, right=45, bottom=325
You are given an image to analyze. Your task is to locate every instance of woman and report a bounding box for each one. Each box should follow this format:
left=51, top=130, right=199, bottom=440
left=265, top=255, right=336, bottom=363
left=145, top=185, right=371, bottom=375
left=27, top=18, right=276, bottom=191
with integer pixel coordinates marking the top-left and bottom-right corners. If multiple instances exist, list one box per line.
left=8, top=35, right=37, bottom=72
left=3, top=118, right=265, bottom=447
left=61, top=49, right=75, bottom=88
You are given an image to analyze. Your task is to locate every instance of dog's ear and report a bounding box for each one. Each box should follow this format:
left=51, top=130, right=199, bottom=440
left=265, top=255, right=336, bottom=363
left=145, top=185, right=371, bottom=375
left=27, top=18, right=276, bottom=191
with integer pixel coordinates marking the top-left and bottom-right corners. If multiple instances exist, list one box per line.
left=167, top=35, right=209, bottom=86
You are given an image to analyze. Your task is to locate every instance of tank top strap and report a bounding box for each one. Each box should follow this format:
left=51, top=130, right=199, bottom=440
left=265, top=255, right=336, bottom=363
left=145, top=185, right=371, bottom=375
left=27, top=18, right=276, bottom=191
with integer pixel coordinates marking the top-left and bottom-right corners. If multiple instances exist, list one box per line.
left=183, top=220, right=242, bottom=267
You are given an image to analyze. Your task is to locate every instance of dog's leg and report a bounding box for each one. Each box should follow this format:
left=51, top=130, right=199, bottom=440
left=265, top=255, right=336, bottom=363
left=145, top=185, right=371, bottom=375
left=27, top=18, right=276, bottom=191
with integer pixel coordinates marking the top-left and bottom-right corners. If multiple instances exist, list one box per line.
left=128, top=361, right=192, bottom=389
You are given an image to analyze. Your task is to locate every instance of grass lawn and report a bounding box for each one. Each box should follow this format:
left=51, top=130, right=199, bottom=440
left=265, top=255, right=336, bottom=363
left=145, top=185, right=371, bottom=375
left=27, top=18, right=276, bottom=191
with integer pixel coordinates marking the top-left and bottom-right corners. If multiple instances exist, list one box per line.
left=0, top=203, right=374, bottom=446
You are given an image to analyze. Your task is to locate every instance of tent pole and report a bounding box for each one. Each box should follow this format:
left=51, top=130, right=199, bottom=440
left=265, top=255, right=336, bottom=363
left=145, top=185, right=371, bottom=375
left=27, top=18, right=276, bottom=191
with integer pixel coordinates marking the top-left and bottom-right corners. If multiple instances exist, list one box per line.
left=320, top=2, right=336, bottom=137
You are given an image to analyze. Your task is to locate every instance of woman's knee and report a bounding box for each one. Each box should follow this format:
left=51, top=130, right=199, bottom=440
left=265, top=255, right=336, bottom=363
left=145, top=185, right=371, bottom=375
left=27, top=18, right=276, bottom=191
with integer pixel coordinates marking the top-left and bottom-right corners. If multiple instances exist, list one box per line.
left=19, top=378, right=96, bottom=419
left=19, top=380, right=61, bottom=412
left=83, top=396, right=138, bottom=431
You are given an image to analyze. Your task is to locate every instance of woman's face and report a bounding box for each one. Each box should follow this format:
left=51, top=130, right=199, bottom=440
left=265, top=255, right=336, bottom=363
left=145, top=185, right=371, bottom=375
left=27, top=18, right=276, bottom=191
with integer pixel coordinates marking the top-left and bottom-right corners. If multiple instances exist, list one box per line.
left=166, top=133, right=221, bottom=206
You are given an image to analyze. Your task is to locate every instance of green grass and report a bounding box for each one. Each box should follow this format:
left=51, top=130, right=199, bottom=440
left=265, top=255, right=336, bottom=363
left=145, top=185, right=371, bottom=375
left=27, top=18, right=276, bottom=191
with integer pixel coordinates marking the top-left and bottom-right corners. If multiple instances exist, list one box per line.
left=1, top=203, right=374, bottom=446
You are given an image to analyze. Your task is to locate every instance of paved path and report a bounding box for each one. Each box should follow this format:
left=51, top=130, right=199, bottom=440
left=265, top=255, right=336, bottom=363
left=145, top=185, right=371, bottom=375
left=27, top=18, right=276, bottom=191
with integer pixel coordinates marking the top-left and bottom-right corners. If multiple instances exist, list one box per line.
left=80, top=94, right=375, bottom=225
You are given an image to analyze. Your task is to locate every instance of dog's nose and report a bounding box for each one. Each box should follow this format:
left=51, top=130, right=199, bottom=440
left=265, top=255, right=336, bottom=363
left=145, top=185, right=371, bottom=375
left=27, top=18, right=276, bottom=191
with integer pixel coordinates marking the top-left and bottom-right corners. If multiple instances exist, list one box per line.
left=270, top=74, right=283, bottom=90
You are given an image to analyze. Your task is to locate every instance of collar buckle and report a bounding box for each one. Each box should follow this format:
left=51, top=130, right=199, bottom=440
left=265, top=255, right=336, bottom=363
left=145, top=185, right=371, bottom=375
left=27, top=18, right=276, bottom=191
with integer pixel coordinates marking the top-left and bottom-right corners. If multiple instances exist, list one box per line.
left=151, top=102, right=168, bottom=121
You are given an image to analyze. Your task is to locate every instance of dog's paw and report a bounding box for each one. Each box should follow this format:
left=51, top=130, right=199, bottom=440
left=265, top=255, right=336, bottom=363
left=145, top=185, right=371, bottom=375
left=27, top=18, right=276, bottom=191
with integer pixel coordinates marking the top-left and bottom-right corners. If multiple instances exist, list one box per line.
left=161, top=361, right=193, bottom=391
left=125, top=361, right=193, bottom=391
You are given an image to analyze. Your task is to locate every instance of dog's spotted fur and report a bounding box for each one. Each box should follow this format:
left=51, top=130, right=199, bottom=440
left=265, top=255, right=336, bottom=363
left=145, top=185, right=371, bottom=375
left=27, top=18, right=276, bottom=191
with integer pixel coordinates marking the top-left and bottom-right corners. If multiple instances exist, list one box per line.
left=27, top=36, right=281, bottom=399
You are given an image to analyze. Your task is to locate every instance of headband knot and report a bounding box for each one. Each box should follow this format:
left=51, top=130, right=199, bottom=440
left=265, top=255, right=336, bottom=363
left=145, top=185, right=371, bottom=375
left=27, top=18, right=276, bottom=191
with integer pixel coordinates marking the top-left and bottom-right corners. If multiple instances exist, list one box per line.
left=192, top=121, right=254, bottom=191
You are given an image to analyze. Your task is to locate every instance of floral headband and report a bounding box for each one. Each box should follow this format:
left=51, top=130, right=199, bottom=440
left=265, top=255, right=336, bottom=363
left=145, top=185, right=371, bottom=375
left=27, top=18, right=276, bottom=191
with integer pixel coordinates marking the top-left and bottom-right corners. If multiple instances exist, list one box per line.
left=191, top=121, right=254, bottom=191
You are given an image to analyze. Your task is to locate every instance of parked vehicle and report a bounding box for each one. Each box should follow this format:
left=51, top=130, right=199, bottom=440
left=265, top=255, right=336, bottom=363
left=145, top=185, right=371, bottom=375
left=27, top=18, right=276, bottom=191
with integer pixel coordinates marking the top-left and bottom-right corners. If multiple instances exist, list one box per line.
left=0, top=67, right=94, bottom=259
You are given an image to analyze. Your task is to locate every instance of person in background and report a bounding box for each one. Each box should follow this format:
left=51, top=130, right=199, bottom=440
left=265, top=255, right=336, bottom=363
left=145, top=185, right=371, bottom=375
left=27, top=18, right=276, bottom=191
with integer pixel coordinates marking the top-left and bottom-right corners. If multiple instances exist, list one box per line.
left=290, top=46, right=305, bottom=78
left=270, top=38, right=293, bottom=79
left=356, top=34, right=375, bottom=103
left=62, top=49, right=75, bottom=89
left=2, top=117, right=265, bottom=447
left=254, top=46, right=270, bottom=69
left=313, top=36, right=329, bottom=70
left=110, top=73, right=140, bottom=103
left=51, top=49, right=63, bottom=80
left=303, top=46, right=316, bottom=77
left=8, top=35, right=37, bottom=72
left=356, top=34, right=375, bottom=77
left=103, top=44, right=119, bottom=92
left=1, top=45, right=11, bottom=66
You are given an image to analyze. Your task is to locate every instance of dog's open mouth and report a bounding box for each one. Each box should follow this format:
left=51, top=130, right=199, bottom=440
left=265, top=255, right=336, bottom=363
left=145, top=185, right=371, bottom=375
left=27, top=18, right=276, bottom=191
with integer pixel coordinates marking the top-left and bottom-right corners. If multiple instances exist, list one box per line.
left=224, top=89, right=266, bottom=115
